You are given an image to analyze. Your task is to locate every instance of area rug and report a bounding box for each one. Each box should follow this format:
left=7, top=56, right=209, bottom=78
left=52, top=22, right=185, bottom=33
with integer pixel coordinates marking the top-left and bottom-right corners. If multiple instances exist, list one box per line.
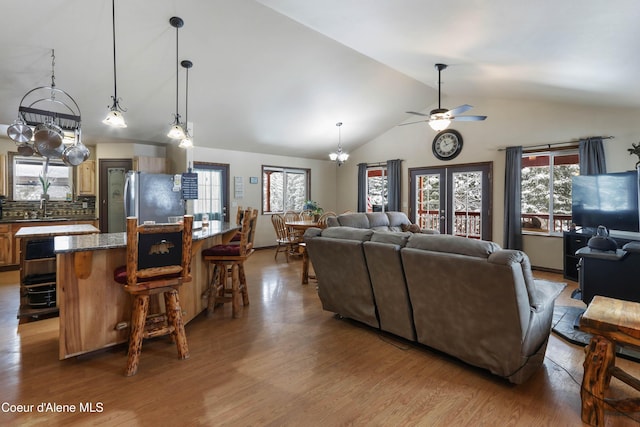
left=552, top=305, right=640, bottom=362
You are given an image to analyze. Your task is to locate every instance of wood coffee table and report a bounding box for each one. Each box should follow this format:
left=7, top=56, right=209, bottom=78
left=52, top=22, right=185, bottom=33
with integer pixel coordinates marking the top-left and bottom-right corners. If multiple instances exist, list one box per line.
left=579, top=295, right=640, bottom=426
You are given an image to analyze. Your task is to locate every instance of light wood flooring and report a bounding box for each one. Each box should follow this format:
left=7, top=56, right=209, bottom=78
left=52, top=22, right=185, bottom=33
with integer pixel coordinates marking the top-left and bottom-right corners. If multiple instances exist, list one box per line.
left=0, top=249, right=639, bottom=426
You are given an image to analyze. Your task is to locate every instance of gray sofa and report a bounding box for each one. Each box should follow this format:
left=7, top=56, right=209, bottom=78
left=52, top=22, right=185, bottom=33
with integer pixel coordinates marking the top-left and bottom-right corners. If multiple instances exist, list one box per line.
left=304, top=226, right=565, bottom=384
left=326, top=211, right=436, bottom=233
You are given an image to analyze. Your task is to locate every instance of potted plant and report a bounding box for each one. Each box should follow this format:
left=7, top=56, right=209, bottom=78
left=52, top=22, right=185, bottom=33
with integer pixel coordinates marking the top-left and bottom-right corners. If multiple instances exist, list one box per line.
left=39, top=174, right=50, bottom=200
left=303, top=200, right=323, bottom=221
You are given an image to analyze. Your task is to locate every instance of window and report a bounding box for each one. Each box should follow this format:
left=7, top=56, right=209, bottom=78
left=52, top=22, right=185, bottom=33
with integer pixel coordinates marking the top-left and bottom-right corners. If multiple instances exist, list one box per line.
left=11, top=155, right=73, bottom=201
left=262, top=166, right=310, bottom=214
left=366, top=166, right=387, bottom=212
left=521, top=149, right=579, bottom=234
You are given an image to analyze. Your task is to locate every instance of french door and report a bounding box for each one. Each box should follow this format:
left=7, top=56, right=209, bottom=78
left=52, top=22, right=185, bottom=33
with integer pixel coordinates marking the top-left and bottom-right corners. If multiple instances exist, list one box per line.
left=409, top=162, right=492, bottom=240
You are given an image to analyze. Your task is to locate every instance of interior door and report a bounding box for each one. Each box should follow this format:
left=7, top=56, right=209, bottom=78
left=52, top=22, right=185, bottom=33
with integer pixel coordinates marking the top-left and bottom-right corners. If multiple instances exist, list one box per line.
left=99, top=159, right=132, bottom=233
left=193, top=162, right=230, bottom=222
left=410, top=162, right=492, bottom=240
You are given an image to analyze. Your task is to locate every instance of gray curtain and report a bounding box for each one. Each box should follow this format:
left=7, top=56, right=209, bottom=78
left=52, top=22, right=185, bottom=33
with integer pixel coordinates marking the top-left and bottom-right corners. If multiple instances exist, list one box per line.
left=386, top=159, right=402, bottom=212
left=357, top=163, right=368, bottom=212
left=579, top=137, right=606, bottom=175
left=504, top=146, right=523, bottom=250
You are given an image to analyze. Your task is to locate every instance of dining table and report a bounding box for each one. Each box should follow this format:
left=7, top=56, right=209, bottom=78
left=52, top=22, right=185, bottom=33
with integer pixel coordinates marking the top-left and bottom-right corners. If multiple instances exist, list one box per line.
left=284, top=220, right=320, bottom=284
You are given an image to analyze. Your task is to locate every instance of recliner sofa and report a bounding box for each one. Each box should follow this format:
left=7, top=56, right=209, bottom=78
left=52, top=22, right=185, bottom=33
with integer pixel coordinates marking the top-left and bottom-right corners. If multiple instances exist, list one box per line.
left=304, top=226, right=565, bottom=384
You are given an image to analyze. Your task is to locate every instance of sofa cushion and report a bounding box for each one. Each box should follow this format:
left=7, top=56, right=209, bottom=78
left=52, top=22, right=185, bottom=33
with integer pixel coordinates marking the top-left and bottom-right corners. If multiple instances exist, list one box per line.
left=365, top=212, right=391, bottom=229
left=337, top=214, right=370, bottom=228
left=386, top=211, right=410, bottom=229
left=321, top=226, right=373, bottom=242
left=371, top=230, right=411, bottom=247
left=406, top=233, right=501, bottom=258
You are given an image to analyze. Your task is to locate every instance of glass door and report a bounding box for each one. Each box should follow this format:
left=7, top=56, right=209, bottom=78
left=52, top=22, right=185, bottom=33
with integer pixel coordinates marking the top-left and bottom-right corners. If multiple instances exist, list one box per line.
left=193, top=162, right=229, bottom=222
left=410, top=163, right=492, bottom=240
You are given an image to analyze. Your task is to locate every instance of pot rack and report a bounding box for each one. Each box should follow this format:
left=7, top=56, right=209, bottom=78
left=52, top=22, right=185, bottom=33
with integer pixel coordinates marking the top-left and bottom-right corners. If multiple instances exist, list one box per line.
left=17, top=50, right=81, bottom=131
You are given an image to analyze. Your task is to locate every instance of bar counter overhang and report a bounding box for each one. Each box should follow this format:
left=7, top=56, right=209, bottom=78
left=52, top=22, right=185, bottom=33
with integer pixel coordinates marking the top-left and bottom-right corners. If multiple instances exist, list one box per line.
left=54, top=221, right=239, bottom=360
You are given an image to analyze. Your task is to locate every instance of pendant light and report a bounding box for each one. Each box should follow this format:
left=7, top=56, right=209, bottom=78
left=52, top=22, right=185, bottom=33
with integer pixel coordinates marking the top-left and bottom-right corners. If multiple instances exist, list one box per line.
left=102, top=0, right=127, bottom=128
left=167, top=16, right=186, bottom=139
left=329, top=122, right=349, bottom=166
left=179, top=60, right=194, bottom=149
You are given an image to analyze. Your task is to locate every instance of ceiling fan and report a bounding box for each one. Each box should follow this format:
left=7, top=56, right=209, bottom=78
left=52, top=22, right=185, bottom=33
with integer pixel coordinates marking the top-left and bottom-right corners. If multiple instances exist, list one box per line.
left=403, top=63, right=487, bottom=131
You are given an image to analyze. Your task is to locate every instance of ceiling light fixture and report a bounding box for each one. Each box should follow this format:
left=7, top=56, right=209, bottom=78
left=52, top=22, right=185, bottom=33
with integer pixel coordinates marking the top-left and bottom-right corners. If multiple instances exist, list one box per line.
left=428, top=64, right=450, bottom=131
left=329, top=122, right=349, bottom=166
left=167, top=16, right=186, bottom=140
left=102, top=0, right=127, bottom=128
left=179, top=60, right=193, bottom=149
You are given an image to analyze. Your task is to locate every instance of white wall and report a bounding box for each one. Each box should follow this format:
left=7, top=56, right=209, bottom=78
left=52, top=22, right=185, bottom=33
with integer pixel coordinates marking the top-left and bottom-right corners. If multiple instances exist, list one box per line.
left=191, top=145, right=338, bottom=248
left=336, top=96, right=640, bottom=269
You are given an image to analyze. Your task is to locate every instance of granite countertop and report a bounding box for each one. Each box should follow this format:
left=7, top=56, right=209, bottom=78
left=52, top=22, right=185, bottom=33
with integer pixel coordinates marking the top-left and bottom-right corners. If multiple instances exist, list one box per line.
left=54, top=221, right=238, bottom=253
left=14, top=224, right=101, bottom=238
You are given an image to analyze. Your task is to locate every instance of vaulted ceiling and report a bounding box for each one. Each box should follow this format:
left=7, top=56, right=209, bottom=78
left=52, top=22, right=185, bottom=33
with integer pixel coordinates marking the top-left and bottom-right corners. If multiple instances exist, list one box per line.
left=1, top=0, right=638, bottom=159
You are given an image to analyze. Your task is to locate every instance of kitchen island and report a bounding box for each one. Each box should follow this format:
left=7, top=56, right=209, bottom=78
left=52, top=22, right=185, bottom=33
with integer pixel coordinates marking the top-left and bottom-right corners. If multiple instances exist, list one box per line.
left=54, top=221, right=238, bottom=360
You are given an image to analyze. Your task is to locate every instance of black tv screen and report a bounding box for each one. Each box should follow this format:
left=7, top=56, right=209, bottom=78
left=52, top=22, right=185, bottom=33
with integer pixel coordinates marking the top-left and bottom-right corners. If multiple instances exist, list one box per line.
left=571, top=171, right=639, bottom=232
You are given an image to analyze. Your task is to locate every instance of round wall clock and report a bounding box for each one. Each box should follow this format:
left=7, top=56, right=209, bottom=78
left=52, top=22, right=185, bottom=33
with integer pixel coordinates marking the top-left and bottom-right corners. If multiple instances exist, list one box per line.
left=432, top=129, right=463, bottom=161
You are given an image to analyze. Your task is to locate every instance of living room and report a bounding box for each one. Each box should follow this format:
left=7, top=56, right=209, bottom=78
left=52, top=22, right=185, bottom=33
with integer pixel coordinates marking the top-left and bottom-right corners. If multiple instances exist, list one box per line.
left=2, top=1, right=640, bottom=425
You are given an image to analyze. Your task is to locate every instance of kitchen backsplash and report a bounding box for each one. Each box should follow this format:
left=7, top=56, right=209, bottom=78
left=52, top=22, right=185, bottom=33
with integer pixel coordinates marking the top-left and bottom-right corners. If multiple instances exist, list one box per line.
left=1, top=196, right=96, bottom=219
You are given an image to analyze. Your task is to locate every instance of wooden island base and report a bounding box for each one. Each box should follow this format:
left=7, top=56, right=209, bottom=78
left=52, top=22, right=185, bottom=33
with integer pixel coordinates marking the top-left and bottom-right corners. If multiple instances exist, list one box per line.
left=56, top=222, right=237, bottom=360
left=580, top=296, right=640, bottom=426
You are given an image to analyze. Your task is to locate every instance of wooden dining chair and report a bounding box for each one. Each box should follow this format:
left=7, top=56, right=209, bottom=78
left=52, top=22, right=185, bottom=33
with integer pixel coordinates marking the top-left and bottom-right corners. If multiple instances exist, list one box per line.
left=114, top=215, right=193, bottom=376
left=271, top=214, right=298, bottom=262
left=317, top=211, right=337, bottom=228
left=299, top=210, right=314, bottom=221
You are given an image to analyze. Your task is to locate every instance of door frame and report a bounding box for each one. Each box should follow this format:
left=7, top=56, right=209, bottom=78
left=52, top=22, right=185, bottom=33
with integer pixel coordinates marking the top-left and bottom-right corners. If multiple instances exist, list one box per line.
left=409, top=161, right=493, bottom=240
left=98, top=159, right=132, bottom=233
left=193, top=162, right=230, bottom=222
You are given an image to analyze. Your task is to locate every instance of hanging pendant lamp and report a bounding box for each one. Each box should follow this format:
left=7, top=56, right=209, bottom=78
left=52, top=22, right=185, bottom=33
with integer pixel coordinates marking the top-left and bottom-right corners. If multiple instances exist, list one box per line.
left=179, top=60, right=194, bottom=149
left=103, top=0, right=127, bottom=128
left=329, top=122, right=349, bottom=166
left=167, top=16, right=186, bottom=139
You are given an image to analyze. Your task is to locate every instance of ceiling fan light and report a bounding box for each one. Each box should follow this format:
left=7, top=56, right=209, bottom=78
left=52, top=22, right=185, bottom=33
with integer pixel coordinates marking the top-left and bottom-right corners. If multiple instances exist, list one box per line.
left=167, top=123, right=186, bottom=139
left=102, top=109, right=127, bottom=128
left=429, top=118, right=450, bottom=131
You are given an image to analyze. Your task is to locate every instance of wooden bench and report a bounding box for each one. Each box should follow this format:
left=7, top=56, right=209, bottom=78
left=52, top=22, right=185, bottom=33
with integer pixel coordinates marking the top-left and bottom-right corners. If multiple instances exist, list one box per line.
left=579, top=295, right=640, bottom=426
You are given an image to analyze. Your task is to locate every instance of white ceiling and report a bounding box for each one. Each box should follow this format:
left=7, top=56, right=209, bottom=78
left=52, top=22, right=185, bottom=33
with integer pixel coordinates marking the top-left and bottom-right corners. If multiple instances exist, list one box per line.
left=1, top=0, right=639, bottom=160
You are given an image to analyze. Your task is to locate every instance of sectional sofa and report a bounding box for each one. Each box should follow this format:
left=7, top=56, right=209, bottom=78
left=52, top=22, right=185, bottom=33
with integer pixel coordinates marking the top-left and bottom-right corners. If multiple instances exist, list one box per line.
left=304, top=225, right=565, bottom=384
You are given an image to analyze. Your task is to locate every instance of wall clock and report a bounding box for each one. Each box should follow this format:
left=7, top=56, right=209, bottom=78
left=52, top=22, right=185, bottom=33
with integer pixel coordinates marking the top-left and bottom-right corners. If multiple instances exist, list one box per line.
left=432, top=129, right=463, bottom=161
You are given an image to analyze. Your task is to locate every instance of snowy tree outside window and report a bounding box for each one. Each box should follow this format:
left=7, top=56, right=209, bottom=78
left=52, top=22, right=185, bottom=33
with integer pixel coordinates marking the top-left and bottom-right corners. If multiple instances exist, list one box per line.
left=521, top=150, right=579, bottom=234
left=366, top=167, right=387, bottom=212
left=262, top=166, right=310, bottom=214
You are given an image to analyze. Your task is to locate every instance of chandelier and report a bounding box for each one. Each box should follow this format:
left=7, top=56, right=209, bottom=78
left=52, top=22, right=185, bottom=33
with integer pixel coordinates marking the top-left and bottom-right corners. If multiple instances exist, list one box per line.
left=329, top=122, right=348, bottom=166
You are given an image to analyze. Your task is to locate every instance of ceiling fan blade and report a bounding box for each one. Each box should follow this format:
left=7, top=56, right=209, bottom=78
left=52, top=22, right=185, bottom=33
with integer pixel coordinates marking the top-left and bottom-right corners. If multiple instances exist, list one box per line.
left=406, top=111, right=429, bottom=117
left=398, top=119, right=429, bottom=126
left=446, top=104, right=473, bottom=116
left=452, top=115, right=487, bottom=121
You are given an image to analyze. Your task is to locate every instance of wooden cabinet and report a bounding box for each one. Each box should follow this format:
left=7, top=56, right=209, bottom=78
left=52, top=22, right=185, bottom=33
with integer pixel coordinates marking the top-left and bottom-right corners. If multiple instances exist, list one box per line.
left=77, top=160, right=96, bottom=196
left=133, top=156, right=167, bottom=173
left=0, top=224, right=11, bottom=266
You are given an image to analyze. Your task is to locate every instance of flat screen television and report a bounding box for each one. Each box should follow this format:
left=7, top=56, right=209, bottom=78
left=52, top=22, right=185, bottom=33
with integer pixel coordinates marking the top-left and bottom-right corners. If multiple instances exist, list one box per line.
left=571, top=171, right=640, bottom=233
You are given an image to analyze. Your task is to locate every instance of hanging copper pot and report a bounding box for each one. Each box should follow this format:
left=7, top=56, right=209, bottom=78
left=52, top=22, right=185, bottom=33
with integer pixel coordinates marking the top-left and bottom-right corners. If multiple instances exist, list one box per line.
left=17, top=142, right=35, bottom=157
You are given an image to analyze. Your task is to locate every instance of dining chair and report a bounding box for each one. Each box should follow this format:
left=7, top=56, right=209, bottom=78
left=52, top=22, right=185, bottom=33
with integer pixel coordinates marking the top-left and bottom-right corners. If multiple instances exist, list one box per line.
left=271, top=214, right=298, bottom=262
left=317, top=211, right=337, bottom=228
left=299, top=210, right=314, bottom=221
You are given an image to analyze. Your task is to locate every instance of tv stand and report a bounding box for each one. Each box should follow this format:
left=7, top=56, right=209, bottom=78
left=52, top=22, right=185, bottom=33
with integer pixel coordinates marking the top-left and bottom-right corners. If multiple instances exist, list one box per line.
left=563, top=230, right=593, bottom=281
left=576, top=241, right=640, bottom=304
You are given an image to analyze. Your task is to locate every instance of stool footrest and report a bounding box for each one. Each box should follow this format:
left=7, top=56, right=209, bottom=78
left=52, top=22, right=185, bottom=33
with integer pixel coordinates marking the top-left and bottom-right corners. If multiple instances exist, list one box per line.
left=144, top=325, right=175, bottom=339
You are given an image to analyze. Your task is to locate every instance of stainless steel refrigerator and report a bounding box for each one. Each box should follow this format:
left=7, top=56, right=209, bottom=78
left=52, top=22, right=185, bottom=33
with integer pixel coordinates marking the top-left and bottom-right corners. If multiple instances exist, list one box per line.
left=124, top=171, right=185, bottom=224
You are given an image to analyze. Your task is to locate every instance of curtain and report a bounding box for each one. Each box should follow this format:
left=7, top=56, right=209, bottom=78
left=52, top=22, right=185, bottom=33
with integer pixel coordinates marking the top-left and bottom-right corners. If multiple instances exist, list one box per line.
left=579, top=137, right=606, bottom=175
left=386, top=159, right=402, bottom=212
left=504, top=146, right=523, bottom=250
left=357, top=163, right=367, bottom=212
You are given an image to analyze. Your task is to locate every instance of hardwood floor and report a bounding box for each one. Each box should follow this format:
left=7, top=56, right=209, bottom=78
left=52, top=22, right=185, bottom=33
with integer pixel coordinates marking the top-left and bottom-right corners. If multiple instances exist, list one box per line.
left=0, top=249, right=639, bottom=426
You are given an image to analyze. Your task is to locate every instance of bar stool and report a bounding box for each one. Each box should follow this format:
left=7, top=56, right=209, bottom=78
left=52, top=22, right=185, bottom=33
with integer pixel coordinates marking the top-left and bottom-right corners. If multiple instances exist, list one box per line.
left=113, top=215, right=193, bottom=376
left=202, top=208, right=258, bottom=318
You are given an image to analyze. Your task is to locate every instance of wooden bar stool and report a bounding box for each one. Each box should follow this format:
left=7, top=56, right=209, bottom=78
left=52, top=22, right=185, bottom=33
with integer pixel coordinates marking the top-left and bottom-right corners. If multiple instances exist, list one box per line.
left=579, top=296, right=640, bottom=426
left=114, top=215, right=193, bottom=376
left=202, top=208, right=257, bottom=318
